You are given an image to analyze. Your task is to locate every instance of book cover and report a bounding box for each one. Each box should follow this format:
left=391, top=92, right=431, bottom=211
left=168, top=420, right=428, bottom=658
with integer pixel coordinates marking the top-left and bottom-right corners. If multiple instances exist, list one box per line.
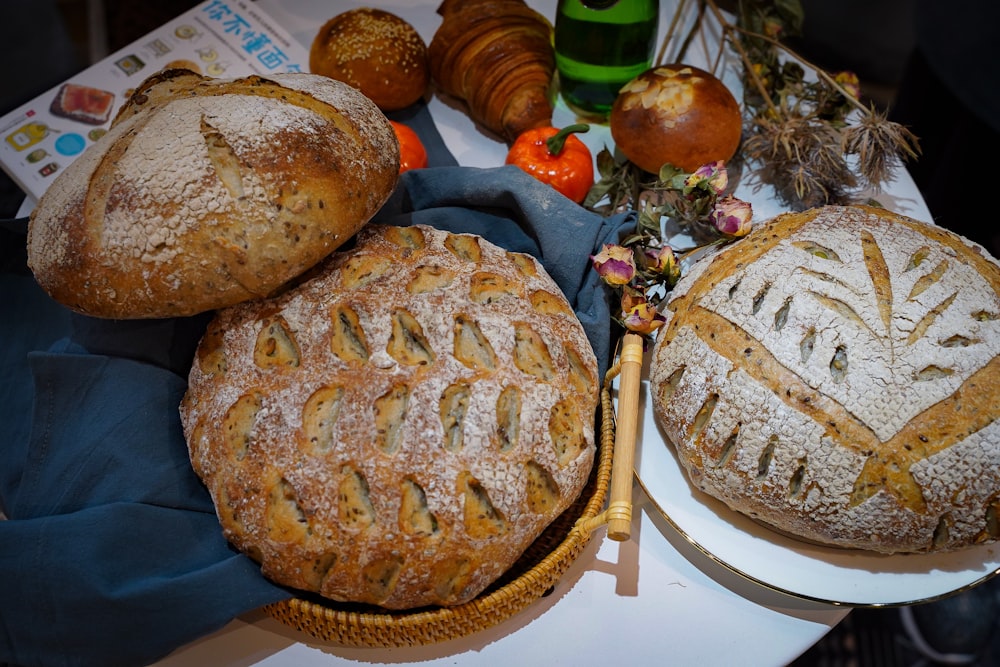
left=0, top=0, right=309, bottom=203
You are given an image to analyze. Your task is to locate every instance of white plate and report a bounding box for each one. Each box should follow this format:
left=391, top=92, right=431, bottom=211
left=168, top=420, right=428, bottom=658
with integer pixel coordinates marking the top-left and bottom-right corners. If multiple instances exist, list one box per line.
left=633, top=375, right=1000, bottom=607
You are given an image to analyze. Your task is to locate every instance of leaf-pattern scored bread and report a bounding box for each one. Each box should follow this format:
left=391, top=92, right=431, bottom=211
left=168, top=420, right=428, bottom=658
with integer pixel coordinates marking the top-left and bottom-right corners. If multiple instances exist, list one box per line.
left=650, top=205, right=1000, bottom=553
left=181, top=224, right=599, bottom=609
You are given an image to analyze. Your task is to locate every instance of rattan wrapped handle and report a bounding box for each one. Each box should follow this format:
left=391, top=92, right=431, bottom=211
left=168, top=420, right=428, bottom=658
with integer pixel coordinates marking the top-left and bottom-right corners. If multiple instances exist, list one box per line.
left=606, top=333, right=644, bottom=541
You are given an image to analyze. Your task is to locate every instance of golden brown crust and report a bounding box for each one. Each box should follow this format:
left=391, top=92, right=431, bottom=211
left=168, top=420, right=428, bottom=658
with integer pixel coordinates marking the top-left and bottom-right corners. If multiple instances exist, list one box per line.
left=26, top=71, right=399, bottom=319
left=610, top=64, right=742, bottom=173
left=650, top=205, right=1000, bottom=554
left=181, top=224, right=599, bottom=609
left=428, top=0, right=554, bottom=142
left=309, top=8, right=430, bottom=112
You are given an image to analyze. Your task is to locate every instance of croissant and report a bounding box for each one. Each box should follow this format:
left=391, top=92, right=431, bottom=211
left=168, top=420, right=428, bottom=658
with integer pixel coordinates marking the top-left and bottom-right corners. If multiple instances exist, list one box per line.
left=429, top=0, right=555, bottom=142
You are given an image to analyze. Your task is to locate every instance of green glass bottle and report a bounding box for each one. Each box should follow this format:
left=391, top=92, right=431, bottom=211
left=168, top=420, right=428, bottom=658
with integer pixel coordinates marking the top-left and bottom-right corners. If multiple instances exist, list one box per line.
left=554, top=0, right=659, bottom=120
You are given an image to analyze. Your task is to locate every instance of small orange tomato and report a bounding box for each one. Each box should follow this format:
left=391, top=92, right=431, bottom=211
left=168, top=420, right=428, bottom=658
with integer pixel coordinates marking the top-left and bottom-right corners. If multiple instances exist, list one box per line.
left=505, top=123, right=594, bottom=203
left=390, top=120, right=428, bottom=173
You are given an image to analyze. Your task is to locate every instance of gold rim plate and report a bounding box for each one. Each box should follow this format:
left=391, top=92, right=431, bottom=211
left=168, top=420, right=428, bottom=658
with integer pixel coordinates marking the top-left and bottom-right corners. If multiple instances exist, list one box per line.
left=635, top=383, right=1000, bottom=608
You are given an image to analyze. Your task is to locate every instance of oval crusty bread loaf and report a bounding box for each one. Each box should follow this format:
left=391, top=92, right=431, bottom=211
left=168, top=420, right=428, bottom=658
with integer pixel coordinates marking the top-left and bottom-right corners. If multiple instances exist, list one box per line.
left=180, top=224, right=599, bottom=609
left=27, top=69, right=399, bottom=319
left=650, top=205, right=1000, bottom=554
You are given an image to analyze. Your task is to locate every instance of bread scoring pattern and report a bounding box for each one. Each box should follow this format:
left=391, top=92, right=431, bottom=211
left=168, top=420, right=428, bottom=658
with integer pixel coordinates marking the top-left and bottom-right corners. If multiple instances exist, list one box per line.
left=650, top=205, right=1000, bottom=553
left=181, top=224, right=598, bottom=609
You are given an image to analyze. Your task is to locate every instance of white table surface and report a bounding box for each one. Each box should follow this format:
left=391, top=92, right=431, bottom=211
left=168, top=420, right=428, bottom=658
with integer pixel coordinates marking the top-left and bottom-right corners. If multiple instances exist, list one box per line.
left=151, top=1, right=937, bottom=664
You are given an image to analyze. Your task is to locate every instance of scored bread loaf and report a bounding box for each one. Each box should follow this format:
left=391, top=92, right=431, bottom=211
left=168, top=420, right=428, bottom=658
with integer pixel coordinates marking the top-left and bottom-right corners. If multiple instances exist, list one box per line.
left=180, top=224, right=599, bottom=609
left=27, top=69, right=399, bottom=319
left=650, top=205, right=1000, bottom=554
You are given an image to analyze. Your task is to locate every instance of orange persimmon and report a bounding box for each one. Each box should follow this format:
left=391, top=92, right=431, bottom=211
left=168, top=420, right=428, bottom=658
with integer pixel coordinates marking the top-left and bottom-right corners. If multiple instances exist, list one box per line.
left=390, top=120, right=428, bottom=173
left=505, top=124, right=594, bottom=203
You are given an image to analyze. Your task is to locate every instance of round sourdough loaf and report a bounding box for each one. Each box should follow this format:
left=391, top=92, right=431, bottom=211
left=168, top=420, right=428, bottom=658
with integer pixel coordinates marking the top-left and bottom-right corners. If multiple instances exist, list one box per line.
left=180, top=224, right=599, bottom=609
left=649, top=205, right=1000, bottom=554
left=27, top=69, right=399, bottom=319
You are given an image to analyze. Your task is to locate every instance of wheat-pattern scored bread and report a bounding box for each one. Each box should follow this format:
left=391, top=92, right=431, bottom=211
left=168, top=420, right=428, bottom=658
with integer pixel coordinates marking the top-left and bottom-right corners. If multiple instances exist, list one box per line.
left=650, top=205, right=1000, bottom=554
left=180, top=224, right=599, bottom=609
left=27, top=69, right=399, bottom=319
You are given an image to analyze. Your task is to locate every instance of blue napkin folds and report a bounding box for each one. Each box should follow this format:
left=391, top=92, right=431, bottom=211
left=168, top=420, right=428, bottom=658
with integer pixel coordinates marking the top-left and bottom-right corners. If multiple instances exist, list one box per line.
left=0, top=103, right=634, bottom=667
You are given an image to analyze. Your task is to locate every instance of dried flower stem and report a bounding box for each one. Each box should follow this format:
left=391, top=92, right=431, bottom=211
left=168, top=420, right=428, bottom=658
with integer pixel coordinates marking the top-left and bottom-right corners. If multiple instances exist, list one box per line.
left=656, top=0, right=688, bottom=66
left=702, top=0, right=868, bottom=116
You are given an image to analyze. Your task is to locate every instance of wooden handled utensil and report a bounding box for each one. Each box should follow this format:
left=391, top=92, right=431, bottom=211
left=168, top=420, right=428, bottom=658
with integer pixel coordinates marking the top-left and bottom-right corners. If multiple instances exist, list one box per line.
left=606, top=332, right=644, bottom=541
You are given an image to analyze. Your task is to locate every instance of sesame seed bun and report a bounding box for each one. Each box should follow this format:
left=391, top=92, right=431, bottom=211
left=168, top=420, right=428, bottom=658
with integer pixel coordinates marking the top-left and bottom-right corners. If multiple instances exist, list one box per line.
left=310, top=8, right=430, bottom=112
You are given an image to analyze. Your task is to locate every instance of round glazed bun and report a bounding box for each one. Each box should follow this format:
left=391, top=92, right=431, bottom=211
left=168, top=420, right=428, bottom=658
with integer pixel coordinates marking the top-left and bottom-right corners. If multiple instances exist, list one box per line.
left=610, top=64, right=742, bottom=173
left=27, top=69, right=399, bottom=320
left=650, top=205, right=1000, bottom=554
left=181, top=224, right=599, bottom=610
left=310, top=8, right=430, bottom=111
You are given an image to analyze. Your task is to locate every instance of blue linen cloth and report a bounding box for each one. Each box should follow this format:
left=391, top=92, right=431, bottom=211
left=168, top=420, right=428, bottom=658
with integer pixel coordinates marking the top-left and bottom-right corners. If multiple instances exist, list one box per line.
left=0, top=102, right=634, bottom=667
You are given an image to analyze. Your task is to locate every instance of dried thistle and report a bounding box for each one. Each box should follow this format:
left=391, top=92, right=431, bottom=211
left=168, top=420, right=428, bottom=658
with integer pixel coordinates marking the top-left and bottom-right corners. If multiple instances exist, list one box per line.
left=743, top=113, right=856, bottom=209
left=842, top=110, right=921, bottom=192
left=580, top=0, right=925, bottom=337
left=704, top=0, right=921, bottom=209
left=589, top=0, right=921, bottom=213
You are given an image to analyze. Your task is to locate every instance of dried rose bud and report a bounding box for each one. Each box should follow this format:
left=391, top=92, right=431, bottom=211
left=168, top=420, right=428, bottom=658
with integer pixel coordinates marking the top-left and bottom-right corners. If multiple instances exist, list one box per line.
left=834, top=71, right=861, bottom=100
left=646, top=245, right=681, bottom=286
left=621, top=291, right=666, bottom=335
left=684, top=160, right=728, bottom=195
left=752, top=62, right=771, bottom=89
left=711, top=196, right=753, bottom=238
left=763, top=17, right=783, bottom=39
left=591, top=244, right=636, bottom=285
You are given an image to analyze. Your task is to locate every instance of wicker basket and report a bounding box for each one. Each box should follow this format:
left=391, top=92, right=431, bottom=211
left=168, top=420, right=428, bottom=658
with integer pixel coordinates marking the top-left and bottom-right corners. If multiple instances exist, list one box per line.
left=263, top=369, right=620, bottom=647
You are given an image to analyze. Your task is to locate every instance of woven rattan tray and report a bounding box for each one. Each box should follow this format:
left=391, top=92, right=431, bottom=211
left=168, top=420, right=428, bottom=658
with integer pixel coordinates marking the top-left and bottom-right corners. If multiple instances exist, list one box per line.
left=262, top=362, right=622, bottom=648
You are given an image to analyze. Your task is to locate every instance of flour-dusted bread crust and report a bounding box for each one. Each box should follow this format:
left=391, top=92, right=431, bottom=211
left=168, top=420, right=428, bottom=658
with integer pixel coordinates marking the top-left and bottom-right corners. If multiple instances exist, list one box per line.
left=650, top=205, right=1000, bottom=554
left=180, top=224, right=599, bottom=609
left=27, top=70, right=399, bottom=319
